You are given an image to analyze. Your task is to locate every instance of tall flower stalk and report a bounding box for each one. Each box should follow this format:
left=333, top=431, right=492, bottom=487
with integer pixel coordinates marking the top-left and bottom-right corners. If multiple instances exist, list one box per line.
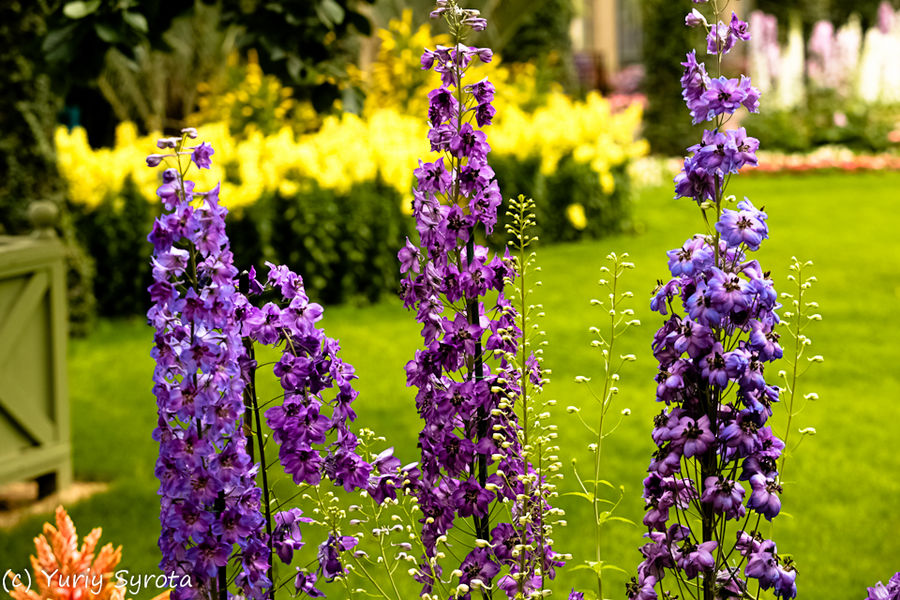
left=147, top=132, right=374, bottom=600
left=498, top=194, right=566, bottom=598
left=569, top=252, right=638, bottom=600
left=148, top=131, right=267, bottom=600
left=400, top=3, right=562, bottom=598
left=774, top=258, right=822, bottom=485
left=635, top=2, right=798, bottom=599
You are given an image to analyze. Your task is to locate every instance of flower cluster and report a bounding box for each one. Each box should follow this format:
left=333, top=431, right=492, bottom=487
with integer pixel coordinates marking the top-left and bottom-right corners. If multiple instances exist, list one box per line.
left=148, top=132, right=378, bottom=599
left=399, top=3, right=560, bottom=597
left=866, top=572, right=900, bottom=600
left=242, top=263, right=371, bottom=493
left=147, top=132, right=268, bottom=600
left=635, top=3, right=797, bottom=599
left=677, top=10, right=761, bottom=201
left=240, top=261, right=374, bottom=593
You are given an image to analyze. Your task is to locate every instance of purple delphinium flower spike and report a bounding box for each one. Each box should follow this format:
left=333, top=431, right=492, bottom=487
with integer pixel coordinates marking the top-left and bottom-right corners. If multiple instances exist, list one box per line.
left=638, top=2, right=797, bottom=598
left=148, top=138, right=268, bottom=600
left=400, top=3, right=561, bottom=596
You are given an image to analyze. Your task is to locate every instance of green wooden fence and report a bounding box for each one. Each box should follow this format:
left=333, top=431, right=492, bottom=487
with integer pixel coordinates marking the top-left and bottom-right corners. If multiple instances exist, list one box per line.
left=0, top=204, right=71, bottom=497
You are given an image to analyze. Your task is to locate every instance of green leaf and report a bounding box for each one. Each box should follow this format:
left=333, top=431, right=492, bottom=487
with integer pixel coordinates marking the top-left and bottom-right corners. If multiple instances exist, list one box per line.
left=63, top=0, right=101, bottom=19
left=94, top=22, right=121, bottom=43
left=604, top=516, right=636, bottom=525
left=316, top=0, right=345, bottom=26
left=570, top=564, right=601, bottom=574
left=584, top=479, right=617, bottom=490
left=42, top=23, right=78, bottom=60
left=561, top=491, right=595, bottom=502
left=286, top=55, right=303, bottom=81
left=601, top=564, right=628, bottom=574
left=122, top=11, right=148, bottom=33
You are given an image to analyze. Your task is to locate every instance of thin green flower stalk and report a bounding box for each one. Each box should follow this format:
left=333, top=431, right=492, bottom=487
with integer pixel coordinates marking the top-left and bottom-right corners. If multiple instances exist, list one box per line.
left=568, top=252, right=639, bottom=600
left=776, top=258, right=823, bottom=485
left=341, top=431, right=453, bottom=600
left=495, top=194, right=567, bottom=598
left=306, top=487, right=356, bottom=598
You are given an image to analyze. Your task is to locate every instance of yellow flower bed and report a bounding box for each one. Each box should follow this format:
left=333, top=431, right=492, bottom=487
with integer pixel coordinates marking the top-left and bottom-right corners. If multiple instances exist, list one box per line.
left=55, top=11, right=647, bottom=212
left=56, top=92, right=645, bottom=212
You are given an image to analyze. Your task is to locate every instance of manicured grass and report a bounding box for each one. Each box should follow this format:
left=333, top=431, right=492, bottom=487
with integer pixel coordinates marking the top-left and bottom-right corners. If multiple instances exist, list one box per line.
left=2, top=171, right=898, bottom=599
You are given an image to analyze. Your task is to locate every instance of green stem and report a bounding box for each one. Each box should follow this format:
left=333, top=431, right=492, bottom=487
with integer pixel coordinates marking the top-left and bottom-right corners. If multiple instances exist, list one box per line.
left=245, top=340, right=274, bottom=598
left=779, top=265, right=804, bottom=482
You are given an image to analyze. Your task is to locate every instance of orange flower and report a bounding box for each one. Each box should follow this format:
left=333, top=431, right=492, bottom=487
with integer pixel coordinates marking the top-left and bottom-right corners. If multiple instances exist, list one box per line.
left=5, top=507, right=171, bottom=600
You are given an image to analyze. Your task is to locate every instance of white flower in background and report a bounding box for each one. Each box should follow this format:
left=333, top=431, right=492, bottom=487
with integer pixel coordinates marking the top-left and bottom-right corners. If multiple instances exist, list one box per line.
left=775, top=17, right=806, bottom=109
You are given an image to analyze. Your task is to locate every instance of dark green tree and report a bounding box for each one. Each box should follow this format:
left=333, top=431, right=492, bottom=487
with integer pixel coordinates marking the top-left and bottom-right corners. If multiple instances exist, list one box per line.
left=755, top=0, right=899, bottom=33
left=640, top=0, right=700, bottom=155
left=0, top=1, right=98, bottom=333
left=0, top=0, right=374, bottom=328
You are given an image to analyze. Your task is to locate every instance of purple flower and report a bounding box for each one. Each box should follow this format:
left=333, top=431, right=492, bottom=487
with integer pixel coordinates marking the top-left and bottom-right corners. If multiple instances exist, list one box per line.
left=748, top=319, right=783, bottom=361
left=724, top=127, right=760, bottom=172
left=449, top=122, right=490, bottom=161
left=146, top=153, right=168, bottom=167
left=415, top=158, right=452, bottom=194
left=626, top=575, right=659, bottom=600
left=707, top=269, right=751, bottom=315
left=685, top=8, right=708, bottom=28
left=452, top=478, right=494, bottom=518
left=191, top=142, right=215, bottom=169
left=399, top=238, right=422, bottom=274
left=677, top=541, right=718, bottom=578
left=463, top=12, right=487, bottom=31
left=866, top=573, right=900, bottom=600
left=747, top=473, right=782, bottom=520
left=679, top=415, right=716, bottom=457
left=673, top=319, right=714, bottom=358
left=730, top=12, right=751, bottom=41
left=466, top=78, right=495, bottom=105
left=459, top=548, right=500, bottom=587
left=317, top=534, right=357, bottom=581
left=666, top=236, right=714, bottom=277
left=428, top=87, right=458, bottom=127
left=702, top=77, right=746, bottom=116
left=272, top=508, right=312, bottom=564
left=716, top=199, right=768, bottom=250
left=739, top=76, right=761, bottom=113
left=707, top=22, right=736, bottom=55
left=701, top=476, right=746, bottom=519
left=294, top=569, right=324, bottom=597
left=719, top=410, right=761, bottom=457
left=717, top=566, right=747, bottom=598
left=674, top=155, right=717, bottom=202
left=745, top=540, right=779, bottom=586
left=475, top=102, right=496, bottom=127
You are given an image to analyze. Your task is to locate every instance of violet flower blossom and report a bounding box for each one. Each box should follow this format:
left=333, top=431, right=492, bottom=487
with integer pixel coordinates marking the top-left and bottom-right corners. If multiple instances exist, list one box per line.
left=147, top=138, right=267, bottom=600
left=636, top=3, right=798, bottom=599
left=400, top=2, right=561, bottom=597
left=149, top=131, right=377, bottom=600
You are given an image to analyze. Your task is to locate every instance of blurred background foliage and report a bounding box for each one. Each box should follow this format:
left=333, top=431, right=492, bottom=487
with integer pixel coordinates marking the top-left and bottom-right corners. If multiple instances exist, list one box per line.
left=46, top=0, right=648, bottom=318
left=3, top=0, right=900, bottom=324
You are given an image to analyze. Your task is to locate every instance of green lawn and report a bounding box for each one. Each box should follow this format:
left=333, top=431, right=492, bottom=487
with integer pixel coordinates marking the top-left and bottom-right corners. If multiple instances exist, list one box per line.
left=2, top=171, right=899, bottom=599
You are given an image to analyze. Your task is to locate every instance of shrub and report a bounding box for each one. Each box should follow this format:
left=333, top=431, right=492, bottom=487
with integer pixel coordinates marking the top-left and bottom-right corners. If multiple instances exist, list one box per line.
left=72, top=175, right=155, bottom=317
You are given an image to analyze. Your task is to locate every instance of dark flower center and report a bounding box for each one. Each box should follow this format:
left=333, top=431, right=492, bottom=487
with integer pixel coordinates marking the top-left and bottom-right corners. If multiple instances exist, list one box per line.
left=685, top=421, right=703, bottom=439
